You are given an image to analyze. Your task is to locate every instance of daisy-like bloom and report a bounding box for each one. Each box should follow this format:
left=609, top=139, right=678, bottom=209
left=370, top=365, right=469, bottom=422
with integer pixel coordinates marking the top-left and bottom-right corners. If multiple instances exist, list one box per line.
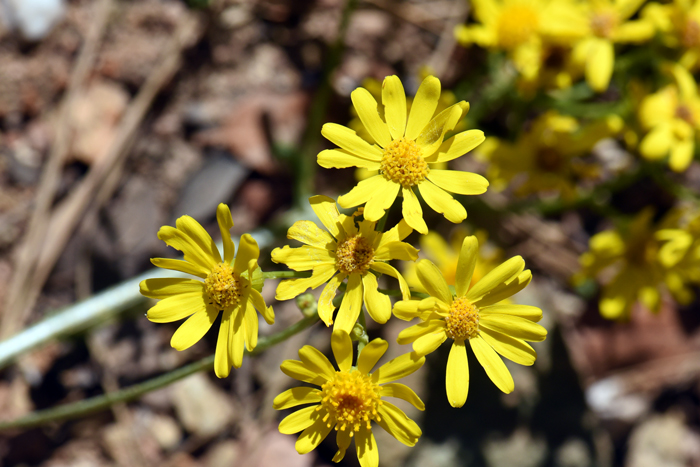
left=479, top=111, right=622, bottom=199
left=643, top=0, right=700, bottom=70
left=272, top=195, right=417, bottom=333
left=318, top=74, right=488, bottom=235
left=274, top=331, right=425, bottom=467
left=656, top=209, right=700, bottom=303
left=638, top=64, right=700, bottom=172
left=394, top=235, right=546, bottom=408
left=140, top=204, right=274, bottom=378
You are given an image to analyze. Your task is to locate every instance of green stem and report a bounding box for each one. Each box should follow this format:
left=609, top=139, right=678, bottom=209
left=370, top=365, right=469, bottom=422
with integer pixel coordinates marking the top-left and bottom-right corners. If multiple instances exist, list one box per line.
left=356, top=310, right=369, bottom=354
left=0, top=314, right=320, bottom=431
left=262, top=270, right=312, bottom=280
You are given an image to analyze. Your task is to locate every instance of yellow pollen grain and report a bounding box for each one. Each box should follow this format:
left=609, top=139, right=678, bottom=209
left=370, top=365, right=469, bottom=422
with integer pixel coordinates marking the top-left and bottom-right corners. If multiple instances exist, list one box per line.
left=445, top=296, right=480, bottom=340
left=380, top=138, right=429, bottom=188
left=204, top=262, right=241, bottom=309
left=318, top=370, right=383, bottom=433
left=496, top=3, right=539, bottom=49
left=590, top=11, right=617, bottom=38
left=335, top=235, right=375, bottom=275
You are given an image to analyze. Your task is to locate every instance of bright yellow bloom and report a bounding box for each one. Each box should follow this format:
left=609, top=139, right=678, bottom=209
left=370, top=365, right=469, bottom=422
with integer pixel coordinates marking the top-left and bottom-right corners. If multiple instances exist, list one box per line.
left=395, top=236, right=546, bottom=408
left=566, top=0, right=655, bottom=92
left=274, top=331, right=425, bottom=467
left=638, top=64, right=700, bottom=172
left=643, top=0, right=700, bottom=70
left=479, top=111, right=622, bottom=198
left=272, top=196, right=418, bottom=333
left=318, top=75, right=488, bottom=235
left=140, top=204, right=274, bottom=378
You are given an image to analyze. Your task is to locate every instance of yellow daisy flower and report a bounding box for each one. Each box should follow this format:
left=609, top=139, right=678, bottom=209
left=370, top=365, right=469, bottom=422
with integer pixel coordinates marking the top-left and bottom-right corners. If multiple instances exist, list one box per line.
left=272, top=195, right=418, bottom=333
left=140, top=204, right=274, bottom=378
left=395, top=235, right=546, bottom=408
left=274, top=331, right=425, bottom=467
left=642, top=0, right=700, bottom=70
left=656, top=209, right=700, bottom=304
left=318, top=75, right=488, bottom=235
left=638, top=64, right=700, bottom=172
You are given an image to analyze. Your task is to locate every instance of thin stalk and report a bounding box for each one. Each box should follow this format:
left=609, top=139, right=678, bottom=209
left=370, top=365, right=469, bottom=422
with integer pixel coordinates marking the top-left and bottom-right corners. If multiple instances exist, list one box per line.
left=0, top=313, right=320, bottom=431
left=262, top=270, right=312, bottom=280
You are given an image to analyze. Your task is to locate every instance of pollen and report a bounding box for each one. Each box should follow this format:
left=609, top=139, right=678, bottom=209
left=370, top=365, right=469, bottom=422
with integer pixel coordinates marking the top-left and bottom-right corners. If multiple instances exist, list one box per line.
left=318, top=370, right=383, bottom=434
left=204, top=262, right=242, bottom=309
left=496, top=3, right=539, bottom=49
left=590, top=11, right=617, bottom=38
left=380, top=138, right=429, bottom=188
left=445, top=297, right=480, bottom=340
left=335, top=235, right=375, bottom=275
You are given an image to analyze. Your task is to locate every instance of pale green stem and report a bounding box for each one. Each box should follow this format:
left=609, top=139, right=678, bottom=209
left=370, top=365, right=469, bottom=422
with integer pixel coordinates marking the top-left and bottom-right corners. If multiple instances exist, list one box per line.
left=0, top=313, right=320, bottom=431
left=262, top=270, right=312, bottom=280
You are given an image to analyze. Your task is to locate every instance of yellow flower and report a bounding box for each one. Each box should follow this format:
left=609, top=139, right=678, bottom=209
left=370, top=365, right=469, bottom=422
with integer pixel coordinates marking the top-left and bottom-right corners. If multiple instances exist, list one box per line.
left=480, top=111, right=622, bottom=198
left=395, top=236, right=546, bottom=408
left=272, top=195, right=418, bottom=333
left=567, top=0, right=655, bottom=92
left=274, top=331, right=425, bottom=467
left=642, top=0, right=700, bottom=70
left=655, top=208, right=700, bottom=303
left=318, top=75, right=488, bottom=235
left=638, top=64, right=700, bottom=172
left=140, top=204, right=274, bottom=378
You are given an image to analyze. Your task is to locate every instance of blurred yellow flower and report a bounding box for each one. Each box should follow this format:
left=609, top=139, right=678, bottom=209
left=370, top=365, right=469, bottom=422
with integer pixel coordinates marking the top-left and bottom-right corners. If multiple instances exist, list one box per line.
left=656, top=208, right=700, bottom=303
left=395, top=236, right=545, bottom=407
left=643, top=0, right=700, bottom=70
left=638, top=64, right=700, bottom=172
left=274, top=331, right=425, bottom=467
left=318, top=75, right=488, bottom=234
left=140, top=204, right=274, bottom=379
left=272, top=195, right=417, bottom=334
left=480, top=111, right=622, bottom=198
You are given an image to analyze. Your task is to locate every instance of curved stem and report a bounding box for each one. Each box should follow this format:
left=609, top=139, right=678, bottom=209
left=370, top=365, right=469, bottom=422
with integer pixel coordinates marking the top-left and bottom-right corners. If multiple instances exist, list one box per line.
left=262, top=270, right=312, bottom=280
left=0, top=314, right=320, bottom=431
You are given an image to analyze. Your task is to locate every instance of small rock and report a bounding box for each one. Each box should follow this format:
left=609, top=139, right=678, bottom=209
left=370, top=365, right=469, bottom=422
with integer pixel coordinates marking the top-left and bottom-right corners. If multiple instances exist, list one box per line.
left=172, top=373, right=235, bottom=438
left=0, top=0, right=65, bottom=40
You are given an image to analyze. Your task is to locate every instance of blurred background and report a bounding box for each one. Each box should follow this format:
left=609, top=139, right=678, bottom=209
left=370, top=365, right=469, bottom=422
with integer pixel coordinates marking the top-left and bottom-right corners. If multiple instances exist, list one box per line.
left=1, top=0, right=700, bottom=466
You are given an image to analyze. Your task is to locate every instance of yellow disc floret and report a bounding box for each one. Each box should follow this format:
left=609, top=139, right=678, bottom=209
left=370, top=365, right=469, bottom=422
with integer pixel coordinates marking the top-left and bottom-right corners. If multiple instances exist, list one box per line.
left=496, top=3, right=539, bottom=49
left=445, top=297, right=480, bottom=340
left=335, top=235, right=375, bottom=275
left=318, top=370, right=383, bottom=434
left=205, top=262, right=242, bottom=309
left=590, top=11, right=617, bottom=38
left=380, top=138, right=429, bottom=188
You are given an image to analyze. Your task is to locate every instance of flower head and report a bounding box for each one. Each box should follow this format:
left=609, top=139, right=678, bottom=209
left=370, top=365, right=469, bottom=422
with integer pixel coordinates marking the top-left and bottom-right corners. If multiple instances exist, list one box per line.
left=140, top=204, right=274, bottom=378
left=395, top=235, right=546, bottom=407
left=272, top=195, right=418, bottom=333
left=642, top=0, right=700, bottom=70
left=318, top=75, right=488, bottom=234
left=274, top=331, right=425, bottom=467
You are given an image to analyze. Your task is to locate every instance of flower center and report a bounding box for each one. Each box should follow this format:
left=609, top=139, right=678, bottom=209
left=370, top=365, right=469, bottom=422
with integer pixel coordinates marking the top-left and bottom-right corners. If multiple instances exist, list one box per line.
left=335, top=235, right=375, bottom=275
left=445, top=297, right=480, bottom=340
left=590, top=12, right=617, bottom=38
left=380, top=138, right=429, bottom=188
left=676, top=105, right=695, bottom=125
left=318, top=370, right=383, bottom=433
left=496, top=3, right=539, bottom=49
left=204, top=262, right=241, bottom=309
left=683, top=19, right=700, bottom=47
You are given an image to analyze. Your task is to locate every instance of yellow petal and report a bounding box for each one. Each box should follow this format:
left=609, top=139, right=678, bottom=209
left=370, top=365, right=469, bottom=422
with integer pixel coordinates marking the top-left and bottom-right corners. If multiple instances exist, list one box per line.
left=299, top=345, right=336, bottom=380
left=242, top=300, right=258, bottom=351
left=271, top=245, right=335, bottom=271
left=357, top=338, right=388, bottom=374
left=363, top=177, right=401, bottom=222
left=392, top=300, right=420, bottom=321
left=356, top=428, right=379, bottom=467
left=669, top=138, right=694, bottom=172
left=412, top=331, right=447, bottom=356
left=280, top=360, right=328, bottom=386
left=147, top=292, right=206, bottom=323
left=233, top=234, right=259, bottom=275
left=470, top=336, right=514, bottom=393
left=418, top=181, right=467, bottom=224
left=230, top=308, right=245, bottom=368
left=310, top=195, right=341, bottom=239
left=338, top=175, right=387, bottom=210
left=455, top=235, right=478, bottom=297
left=351, top=87, right=392, bottom=147
left=376, top=402, right=422, bottom=446
left=318, top=273, right=346, bottom=326
left=331, top=330, right=353, bottom=372
left=585, top=38, right=614, bottom=92
left=370, top=262, right=411, bottom=300
left=473, top=270, right=532, bottom=307
left=405, top=75, right=441, bottom=141
left=612, top=20, right=654, bottom=43
left=216, top=203, right=235, bottom=264
left=372, top=351, right=425, bottom=384
left=363, top=273, right=392, bottom=324
left=318, top=148, right=382, bottom=170
left=401, top=187, right=428, bottom=235
left=416, top=259, right=452, bottom=304
left=248, top=288, right=274, bottom=324
left=479, top=314, right=547, bottom=342
left=374, top=241, right=419, bottom=262
left=170, top=308, right=217, bottom=351
left=426, top=170, right=489, bottom=195
left=214, top=309, right=233, bottom=378
left=379, top=383, right=425, bottom=410
left=279, top=405, right=318, bottom=434
left=480, top=304, right=542, bottom=322
left=273, top=386, right=322, bottom=410
left=431, top=129, right=485, bottom=162
left=157, top=225, right=218, bottom=271
left=140, top=278, right=204, bottom=299
left=333, top=428, right=352, bottom=463
left=397, top=321, right=443, bottom=344
left=321, top=123, right=382, bottom=159
left=274, top=263, right=337, bottom=301
left=446, top=340, right=469, bottom=408
left=467, top=256, right=525, bottom=302
left=287, top=220, right=335, bottom=250
left=639, top=123, right=673, bottom=159
left=149, top=257, right=209, bottom=279
left=295, top=412, right=333, bottom=454
left=382, top=75, right=407, bottom=140
left=334, top=273, right=364, bottom=334
left=376, top=218, right=413, bottom=246
left=416, top=104, right=463, bottom=157
left=175, top=215, right=222, bottom=265
left=479, top=327, right=537, bottom=366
